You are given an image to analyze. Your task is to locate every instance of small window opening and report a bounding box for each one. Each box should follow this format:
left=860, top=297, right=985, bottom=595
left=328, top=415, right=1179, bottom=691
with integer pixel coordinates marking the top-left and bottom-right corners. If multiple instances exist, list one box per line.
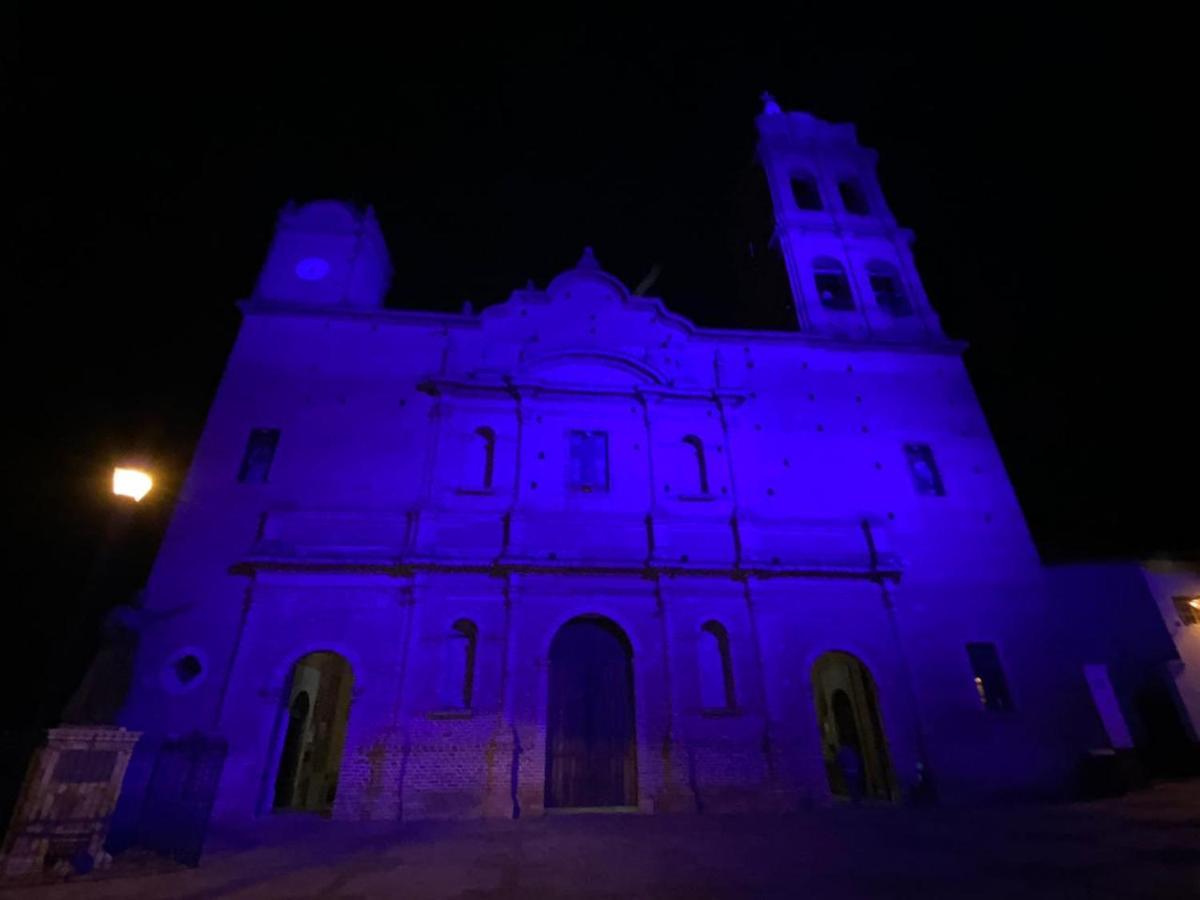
left=966, top=642, right=1013, bottom=711
left=682, top=435, right=709, bottom=494
left=173, top=654, right=203, bottom=685
left=238, top=428, right=280, bottom=483
left=904, top=443, right=945, bottom=496
left=475, top=426, right=496, bottom=489
left=568, top=430, right=609, bottom=492
left=1173, top=596, right=1200, bottom=627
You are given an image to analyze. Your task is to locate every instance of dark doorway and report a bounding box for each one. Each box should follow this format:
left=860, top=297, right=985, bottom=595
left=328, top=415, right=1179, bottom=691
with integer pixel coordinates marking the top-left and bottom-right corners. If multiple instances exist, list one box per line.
left=272, top=691, right=310, bottom=809
left=1133, top=672, right=1199, bottom=778
left=545, top=617, right=637, bottom=808
left=813, top=651, right=896, bottom=801
left=137, top=733, right=228, bottom=866
left=272, top=651, right=353, bottom=813
left=831, top=689, right=860, bottom=750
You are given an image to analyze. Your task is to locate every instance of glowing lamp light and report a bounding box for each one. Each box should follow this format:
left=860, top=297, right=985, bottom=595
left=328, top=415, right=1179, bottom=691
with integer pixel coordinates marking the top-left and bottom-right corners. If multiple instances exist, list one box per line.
left=113, top=467, right=153, bottom=502
left=1190, top=598, right=1200, bottom=610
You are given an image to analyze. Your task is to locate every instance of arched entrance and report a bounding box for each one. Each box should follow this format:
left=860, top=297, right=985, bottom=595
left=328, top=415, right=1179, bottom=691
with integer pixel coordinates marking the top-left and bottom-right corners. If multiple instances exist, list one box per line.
left=272, top=651, right=353, bottom=813
left=812, top=651, right=895, bottom=801
left=545, top=617, right=637, bottom=808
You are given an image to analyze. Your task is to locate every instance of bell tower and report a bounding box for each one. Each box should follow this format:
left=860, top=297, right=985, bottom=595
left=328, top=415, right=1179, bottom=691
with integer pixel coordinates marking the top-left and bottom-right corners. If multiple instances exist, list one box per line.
left=756, top=95, right=945, bottom=342
left=252, top=200, right=393, bottom=309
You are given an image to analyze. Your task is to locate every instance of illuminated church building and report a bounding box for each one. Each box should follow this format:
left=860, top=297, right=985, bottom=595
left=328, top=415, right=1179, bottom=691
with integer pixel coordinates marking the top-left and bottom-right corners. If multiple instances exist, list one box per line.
left=117, top=99, right=1123, bottom=821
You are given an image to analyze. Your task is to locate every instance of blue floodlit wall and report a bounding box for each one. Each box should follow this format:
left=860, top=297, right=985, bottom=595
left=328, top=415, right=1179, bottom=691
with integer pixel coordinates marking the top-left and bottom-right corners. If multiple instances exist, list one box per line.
left=115, top=102, right=1119, bottom=824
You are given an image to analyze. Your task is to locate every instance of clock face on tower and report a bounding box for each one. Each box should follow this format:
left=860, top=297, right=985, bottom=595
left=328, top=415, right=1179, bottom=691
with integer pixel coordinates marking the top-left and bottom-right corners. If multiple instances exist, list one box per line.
left=295, top=257, right=331, bottom=282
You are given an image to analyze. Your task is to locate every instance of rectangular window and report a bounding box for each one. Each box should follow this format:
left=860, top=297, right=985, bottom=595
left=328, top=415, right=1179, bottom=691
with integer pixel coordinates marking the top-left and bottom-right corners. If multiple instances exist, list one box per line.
left=1173, top=596, right=1200, bottom=627
left=966, top=643, right=1014, bottom=712
left=790, top=175, right=823, bottom=211
left=238, top=428, right=280, bottom=483
left=904, top=443, right=945, bottom=496
left=568, top=430, right=609, bottom=492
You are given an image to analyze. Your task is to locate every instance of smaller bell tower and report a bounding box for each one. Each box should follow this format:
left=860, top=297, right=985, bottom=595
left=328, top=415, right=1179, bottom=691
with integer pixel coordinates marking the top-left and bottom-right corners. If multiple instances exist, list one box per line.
left=756, top=95, right=944, bottom=342
left=252, top=200, right=393, bottom=309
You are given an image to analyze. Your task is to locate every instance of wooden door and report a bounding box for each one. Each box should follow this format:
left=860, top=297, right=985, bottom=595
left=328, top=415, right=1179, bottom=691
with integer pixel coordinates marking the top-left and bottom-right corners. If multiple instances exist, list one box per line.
left=545, top=618, right=636, bottom=808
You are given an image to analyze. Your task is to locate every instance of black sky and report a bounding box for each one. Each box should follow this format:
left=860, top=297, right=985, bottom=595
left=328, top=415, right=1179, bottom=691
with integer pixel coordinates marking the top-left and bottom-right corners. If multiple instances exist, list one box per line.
left=3, top=9, right=1187, bottom=724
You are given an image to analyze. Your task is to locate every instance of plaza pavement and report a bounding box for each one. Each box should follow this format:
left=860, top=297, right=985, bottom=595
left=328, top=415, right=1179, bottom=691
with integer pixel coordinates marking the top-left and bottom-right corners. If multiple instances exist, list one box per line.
left=4, top=780, right=1199, bottom=898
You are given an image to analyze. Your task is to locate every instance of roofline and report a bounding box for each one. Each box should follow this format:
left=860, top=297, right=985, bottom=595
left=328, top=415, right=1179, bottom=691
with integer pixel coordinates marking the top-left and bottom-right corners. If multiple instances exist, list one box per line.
left=237, top=299, right=969, bottom=357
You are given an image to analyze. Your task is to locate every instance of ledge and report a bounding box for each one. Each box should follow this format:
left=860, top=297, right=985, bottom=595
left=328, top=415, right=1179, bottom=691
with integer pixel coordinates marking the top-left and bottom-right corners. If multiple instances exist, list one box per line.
left=418, top=376, right=751, bottom=404
left=241, top=508, right=904, bottom=581
left=238, top=299, right=966, bottom=355
left=699, top=707, right=744, bottom=719
left=236, top=553, right=903, bottom=582
left=427, top=709, right=474, bottom=720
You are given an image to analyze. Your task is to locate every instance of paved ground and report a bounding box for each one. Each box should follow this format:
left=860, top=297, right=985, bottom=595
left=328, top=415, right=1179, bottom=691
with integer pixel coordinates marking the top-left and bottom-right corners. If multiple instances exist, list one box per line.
left=5, top=781, right=1199, bottom=898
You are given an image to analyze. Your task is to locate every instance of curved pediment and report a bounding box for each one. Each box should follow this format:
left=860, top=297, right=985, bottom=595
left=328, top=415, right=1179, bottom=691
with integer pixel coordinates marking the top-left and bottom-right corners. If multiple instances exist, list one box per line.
left=545, top=257, right=628, bottom=309
left=520, top=349, right=667, bottom=387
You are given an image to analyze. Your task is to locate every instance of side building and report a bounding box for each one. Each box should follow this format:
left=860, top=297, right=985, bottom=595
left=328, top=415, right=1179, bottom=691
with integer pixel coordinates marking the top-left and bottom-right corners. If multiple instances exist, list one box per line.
left=1048, top=558, right=1200, bottom=781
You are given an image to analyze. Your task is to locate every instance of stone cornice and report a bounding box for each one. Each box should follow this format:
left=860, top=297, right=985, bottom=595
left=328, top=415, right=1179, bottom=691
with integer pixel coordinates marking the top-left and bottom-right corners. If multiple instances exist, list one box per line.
left=416, top=376, right=751, bottom=404
left=234, top=507, right=903, bottom=584
left=238, top=299, right=967, bottom=357
left=233, top=555, right=902, bottom=583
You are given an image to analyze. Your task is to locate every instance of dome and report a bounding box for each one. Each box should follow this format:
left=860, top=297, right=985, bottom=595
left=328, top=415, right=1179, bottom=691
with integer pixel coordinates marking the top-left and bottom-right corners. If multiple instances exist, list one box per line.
left=278, top=200, right=364, bottom=233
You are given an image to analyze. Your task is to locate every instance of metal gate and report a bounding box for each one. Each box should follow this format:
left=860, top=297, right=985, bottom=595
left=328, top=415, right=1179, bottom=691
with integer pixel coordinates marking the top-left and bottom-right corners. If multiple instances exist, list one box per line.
left=136, top=733, right=227, bottom=867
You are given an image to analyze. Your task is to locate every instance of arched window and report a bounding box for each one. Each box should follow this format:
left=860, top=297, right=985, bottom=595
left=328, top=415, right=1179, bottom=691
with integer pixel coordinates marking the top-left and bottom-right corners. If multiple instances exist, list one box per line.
left=682, top=435, right=709, bottom=494
left=838, top=178, right=870, bottom=215
left=790, top=172, right=823, bottom=211
left=699, top=621, right=735, bottom=710
left=439, top=619, right=478, bottom=709
left=474, top=427, right=496, bottom=489
left=813, top=257, right=854, bottom=310
left=867, top=262, right=912, bottom=317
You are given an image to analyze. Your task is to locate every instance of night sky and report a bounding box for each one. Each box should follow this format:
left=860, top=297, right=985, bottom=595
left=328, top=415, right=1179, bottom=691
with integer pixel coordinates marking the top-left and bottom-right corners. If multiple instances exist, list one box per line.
left=4, top=10, right=1185, bottom=726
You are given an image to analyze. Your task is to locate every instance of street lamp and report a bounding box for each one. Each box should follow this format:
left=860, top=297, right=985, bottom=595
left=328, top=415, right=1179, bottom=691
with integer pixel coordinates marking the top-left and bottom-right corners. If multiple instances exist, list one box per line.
left=43, top=464, right=156, bottom=727
left=112, top=467, right=153, bottom=502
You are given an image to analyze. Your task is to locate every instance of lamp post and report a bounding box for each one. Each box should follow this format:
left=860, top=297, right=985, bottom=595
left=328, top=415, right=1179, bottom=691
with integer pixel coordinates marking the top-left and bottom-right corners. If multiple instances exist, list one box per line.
left=82, top=465, right=154, bottom=617
left=4, top=467, right=156, bottom=878
left=39, top=466, right=154, bottom=728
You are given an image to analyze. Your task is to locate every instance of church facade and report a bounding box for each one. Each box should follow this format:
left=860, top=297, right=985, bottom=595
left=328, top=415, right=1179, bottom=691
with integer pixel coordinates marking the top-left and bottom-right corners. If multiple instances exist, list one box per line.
left=115, top=100, right=1120, bottom=823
